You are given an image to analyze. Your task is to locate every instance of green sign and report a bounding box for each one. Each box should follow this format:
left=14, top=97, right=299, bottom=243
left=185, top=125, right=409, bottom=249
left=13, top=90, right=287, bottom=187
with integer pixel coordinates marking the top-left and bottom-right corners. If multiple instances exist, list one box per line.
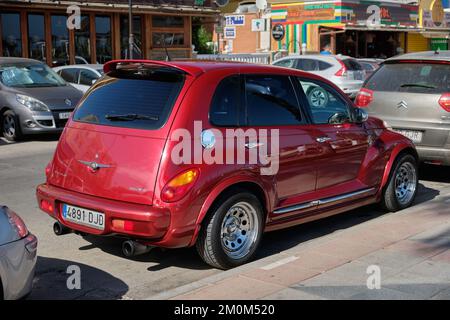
left=431, top=38, right=448, bottom=50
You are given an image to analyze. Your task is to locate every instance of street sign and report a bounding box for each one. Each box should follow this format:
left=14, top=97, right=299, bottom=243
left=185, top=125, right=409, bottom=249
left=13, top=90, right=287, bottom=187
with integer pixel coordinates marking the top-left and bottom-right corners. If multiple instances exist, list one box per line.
left=224, top=26, right=236, bottom=39
left=225, top=15, right=245, bottom=26
left=251, top=19, right=267, bottom=32
left=272, top=24, right=285, bottom=41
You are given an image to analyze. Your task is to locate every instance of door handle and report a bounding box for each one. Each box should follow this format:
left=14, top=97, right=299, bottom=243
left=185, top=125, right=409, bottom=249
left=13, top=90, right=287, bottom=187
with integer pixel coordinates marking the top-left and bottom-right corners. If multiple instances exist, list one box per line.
left=316, top=136, right=332, bottom=143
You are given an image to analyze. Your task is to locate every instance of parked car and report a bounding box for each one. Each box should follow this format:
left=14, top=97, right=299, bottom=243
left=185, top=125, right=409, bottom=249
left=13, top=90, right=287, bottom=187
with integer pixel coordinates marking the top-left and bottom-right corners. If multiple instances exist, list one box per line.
left=355, top=50, right=450, bottom=166
left=37, top=60, right=418, bottom=269
left=54, top=64, right=104, bottom=93
left=357, top=59, right=382, bottom=79
left=0, top=206, right=37, bottom=300
left=0, top=58, right=83, bottom=141
left=272, top=54, right=365, bottom=99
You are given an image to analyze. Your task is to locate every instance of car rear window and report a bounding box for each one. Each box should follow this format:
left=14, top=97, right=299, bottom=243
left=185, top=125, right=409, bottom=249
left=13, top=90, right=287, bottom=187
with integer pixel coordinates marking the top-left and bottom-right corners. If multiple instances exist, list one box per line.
left=366, top=62, right=450, bottom=94
left=73, top=66, right=185, bottom=130
left=342, top=59, right=363, bottom=71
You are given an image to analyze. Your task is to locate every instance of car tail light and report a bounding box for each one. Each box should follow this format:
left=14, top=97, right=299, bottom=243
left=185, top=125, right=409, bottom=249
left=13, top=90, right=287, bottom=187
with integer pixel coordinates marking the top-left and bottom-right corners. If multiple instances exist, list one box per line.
left=438, top=93, right=450, bottom=112
left=355, top=88, right=374, bottom=108
left=40, top=199, right=54, bottom=214
left=335, top=59, right=347, bottom=77
left=6, top=208, right=29, bottom=238
left=161, top=169, right=199, bottom=203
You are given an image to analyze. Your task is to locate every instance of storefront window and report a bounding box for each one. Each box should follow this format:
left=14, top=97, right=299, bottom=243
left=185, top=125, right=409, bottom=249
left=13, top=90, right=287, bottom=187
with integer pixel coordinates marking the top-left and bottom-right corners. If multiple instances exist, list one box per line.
left=120, top=15, right=142, bottom=59
left=75, top=15, right=91, bottom=64
left=95, top=16, right=112, bottom=64
left=51, top=15, right=69, bottom=66
left=152, top=33, right=185, bottom=47
left=1, top=13, right=22, bottom=57
left=152, top=16, right=184, bottom=28
left=28, top=14, right=46, bottom=62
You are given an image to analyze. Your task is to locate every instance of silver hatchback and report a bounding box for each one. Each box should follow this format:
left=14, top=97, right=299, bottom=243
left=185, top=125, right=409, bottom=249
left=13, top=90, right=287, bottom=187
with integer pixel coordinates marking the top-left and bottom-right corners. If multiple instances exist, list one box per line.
left=273, top=54, right=365, bottom=98
left=356, top=51, right=450, bottom=166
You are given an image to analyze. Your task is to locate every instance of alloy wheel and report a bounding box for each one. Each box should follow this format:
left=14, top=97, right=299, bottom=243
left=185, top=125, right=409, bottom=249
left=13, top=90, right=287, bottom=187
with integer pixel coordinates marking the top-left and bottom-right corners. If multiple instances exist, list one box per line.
left=394, top=162, right=417, bottom=206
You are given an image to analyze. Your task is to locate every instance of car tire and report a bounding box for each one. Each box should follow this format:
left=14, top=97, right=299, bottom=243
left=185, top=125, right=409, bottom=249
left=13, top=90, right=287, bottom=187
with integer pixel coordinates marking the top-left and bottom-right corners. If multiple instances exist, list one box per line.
left=2, top=109, right=22, bottom=142
left=381, top=153, right=418, bottom=212
left=196, top=191, right=264, bottom=270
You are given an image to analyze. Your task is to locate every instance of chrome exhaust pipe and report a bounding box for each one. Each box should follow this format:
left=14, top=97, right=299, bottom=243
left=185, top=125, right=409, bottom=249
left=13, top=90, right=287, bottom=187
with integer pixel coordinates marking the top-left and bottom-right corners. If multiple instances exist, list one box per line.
left=122, top=240, right=153, bottom=257
left=53, top=221, right=72, bottom=236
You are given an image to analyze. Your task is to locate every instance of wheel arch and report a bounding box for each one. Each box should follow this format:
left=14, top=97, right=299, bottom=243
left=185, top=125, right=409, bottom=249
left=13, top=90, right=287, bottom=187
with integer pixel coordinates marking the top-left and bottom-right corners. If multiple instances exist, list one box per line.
left=381, top=144, right=419, bottom=190
left=189, top=179, right=271, bottom=246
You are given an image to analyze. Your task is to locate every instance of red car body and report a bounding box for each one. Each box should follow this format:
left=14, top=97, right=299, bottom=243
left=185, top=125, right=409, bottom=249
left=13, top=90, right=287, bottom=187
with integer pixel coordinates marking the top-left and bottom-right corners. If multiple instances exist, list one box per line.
left=36, top=60, right=417, bottom=265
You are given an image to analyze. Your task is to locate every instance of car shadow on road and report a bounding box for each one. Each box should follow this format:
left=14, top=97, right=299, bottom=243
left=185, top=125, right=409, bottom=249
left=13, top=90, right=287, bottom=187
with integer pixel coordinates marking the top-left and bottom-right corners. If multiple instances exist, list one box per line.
left=419, top=163, right=450, bottom=184
left=28, top=256, right=129, bottom=300
left=78, top=235, right=211, bottom=271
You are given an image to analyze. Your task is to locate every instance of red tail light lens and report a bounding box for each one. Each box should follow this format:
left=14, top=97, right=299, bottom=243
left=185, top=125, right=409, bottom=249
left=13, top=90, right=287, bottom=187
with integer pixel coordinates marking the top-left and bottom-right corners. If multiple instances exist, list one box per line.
left=439, top=93, right=450, bottom=112
left=40, top=199, right=54, bottom=214
left=335, top=59, right=347, bottom=77
left=355, top=88, right=374, bottom=108
left=161, top=169, right=199, bottom=203
left=6, top=208, right=29, bottom=238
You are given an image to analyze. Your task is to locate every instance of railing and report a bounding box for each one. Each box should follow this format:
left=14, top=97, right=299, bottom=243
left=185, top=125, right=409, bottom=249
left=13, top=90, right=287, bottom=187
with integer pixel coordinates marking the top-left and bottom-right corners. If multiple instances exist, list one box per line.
left=196, top=53, right=271, bottom=65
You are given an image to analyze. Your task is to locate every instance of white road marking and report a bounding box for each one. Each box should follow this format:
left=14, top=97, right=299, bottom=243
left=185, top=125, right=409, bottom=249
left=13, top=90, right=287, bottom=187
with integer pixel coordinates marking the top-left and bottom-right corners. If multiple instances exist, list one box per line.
left=260, top=256, right=298, bottom=270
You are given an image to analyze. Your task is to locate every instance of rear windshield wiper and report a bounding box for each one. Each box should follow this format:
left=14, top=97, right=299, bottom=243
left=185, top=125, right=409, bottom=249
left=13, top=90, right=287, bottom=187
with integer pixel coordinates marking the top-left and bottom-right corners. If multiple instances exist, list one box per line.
left=400, top=83, right=436, bottom=89
left=105, top=114, right=159, bottom=121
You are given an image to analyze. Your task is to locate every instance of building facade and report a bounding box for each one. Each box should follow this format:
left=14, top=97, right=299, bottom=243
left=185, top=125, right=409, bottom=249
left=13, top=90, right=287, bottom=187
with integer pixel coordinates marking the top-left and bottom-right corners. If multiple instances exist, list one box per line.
left=0, top=0, right=219, bottom=66
left=269, top=0, right=450, bottom=57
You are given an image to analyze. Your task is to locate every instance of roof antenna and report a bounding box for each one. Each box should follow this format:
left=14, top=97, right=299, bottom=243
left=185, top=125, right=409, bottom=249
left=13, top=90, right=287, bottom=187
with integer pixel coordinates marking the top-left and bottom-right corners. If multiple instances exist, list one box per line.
left=162, top=35, right=172, bottom=62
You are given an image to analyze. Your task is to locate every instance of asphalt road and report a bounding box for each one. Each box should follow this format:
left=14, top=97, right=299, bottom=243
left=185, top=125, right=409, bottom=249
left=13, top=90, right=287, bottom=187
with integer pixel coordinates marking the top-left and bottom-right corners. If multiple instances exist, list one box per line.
left=1, top=135, right=449, bottom=299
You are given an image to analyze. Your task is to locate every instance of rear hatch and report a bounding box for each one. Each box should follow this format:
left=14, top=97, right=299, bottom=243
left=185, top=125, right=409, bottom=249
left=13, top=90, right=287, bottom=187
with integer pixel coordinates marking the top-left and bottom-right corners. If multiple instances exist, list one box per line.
left=341, top=58, right=366, bottom=81
left=364, top=61, right=450, bottom=148
left=48, top=63, right=188, bottom=205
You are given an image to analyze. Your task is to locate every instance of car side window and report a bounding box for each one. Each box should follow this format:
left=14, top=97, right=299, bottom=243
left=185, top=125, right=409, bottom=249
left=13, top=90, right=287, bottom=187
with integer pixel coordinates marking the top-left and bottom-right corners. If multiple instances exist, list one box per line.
left=79, top=69, right=98, bottom=86
left=297, top=59, right=319, bottom=72
left=245, top=75, right=303, bottom=126
left=209, top=75, right=241, bottom=126
left=297, top=79, right=351, bottom=125
left=59, top=68, right=79, bottom=84
left=274, top=59, right=295, bottom=68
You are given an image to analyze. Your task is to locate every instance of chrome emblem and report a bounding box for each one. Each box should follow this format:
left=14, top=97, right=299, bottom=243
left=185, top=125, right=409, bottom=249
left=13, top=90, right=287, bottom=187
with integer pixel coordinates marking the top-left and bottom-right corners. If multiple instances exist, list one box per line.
left=397, top=100, right=408, bottom=109
left=64, top=98, right=72, bottom=107
left=78, top=160, right=112, bottom=172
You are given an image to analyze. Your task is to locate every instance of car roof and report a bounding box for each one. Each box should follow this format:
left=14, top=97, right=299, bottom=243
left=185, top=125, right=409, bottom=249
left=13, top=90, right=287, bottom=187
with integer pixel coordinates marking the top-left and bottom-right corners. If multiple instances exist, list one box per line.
left=0, top=57, right=43, bottom=65
left=387, top=50, right=450, bottom=63
left=103, top=59, right=323, bottom=77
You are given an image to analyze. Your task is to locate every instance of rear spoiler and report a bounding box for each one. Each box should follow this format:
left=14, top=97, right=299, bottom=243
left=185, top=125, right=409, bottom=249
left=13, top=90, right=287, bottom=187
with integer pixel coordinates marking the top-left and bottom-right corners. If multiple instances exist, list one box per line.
left=103, top=59, right=204, bottom=76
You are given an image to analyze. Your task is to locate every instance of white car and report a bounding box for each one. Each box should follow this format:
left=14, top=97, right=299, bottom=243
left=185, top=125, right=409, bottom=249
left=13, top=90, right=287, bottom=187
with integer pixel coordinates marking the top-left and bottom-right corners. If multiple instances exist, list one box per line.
left=273, top=54, right=365, bottom=100
left=53, top=64, right=103, bottom=93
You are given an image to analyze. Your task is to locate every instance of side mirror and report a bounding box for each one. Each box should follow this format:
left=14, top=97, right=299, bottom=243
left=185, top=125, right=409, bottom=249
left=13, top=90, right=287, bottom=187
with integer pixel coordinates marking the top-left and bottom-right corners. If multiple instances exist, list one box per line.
left=354, top=108, right=369, bottom=124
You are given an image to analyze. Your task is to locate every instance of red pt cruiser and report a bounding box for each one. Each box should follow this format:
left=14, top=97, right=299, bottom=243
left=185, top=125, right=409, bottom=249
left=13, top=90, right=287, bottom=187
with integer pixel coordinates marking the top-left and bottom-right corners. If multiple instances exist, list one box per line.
left=37, top=60, right=418, bottom=269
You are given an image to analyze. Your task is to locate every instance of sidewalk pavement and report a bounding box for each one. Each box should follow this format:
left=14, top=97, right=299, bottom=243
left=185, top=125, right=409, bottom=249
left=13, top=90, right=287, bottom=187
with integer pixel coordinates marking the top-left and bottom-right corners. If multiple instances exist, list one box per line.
left=148, top=187, right=450, bottom=300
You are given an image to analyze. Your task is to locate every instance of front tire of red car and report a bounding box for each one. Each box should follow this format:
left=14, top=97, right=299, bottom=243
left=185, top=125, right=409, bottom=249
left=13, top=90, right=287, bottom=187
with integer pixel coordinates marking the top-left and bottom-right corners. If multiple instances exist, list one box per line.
left=196, top=192, right=264, bottom=270
left=381, top=153, right=418, bottom=212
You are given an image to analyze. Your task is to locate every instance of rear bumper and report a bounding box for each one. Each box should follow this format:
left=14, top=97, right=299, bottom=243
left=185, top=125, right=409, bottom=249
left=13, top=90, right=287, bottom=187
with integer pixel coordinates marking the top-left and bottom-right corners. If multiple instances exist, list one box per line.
left=0, top=234, right=37, bottom=300
left=416, top=146, right=450, bottom=166
left=36, top=183, right=173, bottom=242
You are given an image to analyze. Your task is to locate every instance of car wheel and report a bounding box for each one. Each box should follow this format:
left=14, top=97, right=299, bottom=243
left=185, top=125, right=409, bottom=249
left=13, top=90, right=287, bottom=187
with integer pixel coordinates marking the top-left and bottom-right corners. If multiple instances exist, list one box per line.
left=381, top=153, right=418, bottom=212
left=2, top=110, right=22, bottom=142
left=307, top=87, right=329, bottom=108
left=196, top=192, right=264, bottom=269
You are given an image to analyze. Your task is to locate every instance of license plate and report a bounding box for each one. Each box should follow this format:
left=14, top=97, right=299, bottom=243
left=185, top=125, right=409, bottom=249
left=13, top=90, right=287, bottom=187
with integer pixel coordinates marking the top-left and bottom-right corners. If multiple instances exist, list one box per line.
left=59, top=112, right=71, bottom=120
left=62, top=204, right=105, bottom=230
left=393, top=129, right=423, bottom=143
